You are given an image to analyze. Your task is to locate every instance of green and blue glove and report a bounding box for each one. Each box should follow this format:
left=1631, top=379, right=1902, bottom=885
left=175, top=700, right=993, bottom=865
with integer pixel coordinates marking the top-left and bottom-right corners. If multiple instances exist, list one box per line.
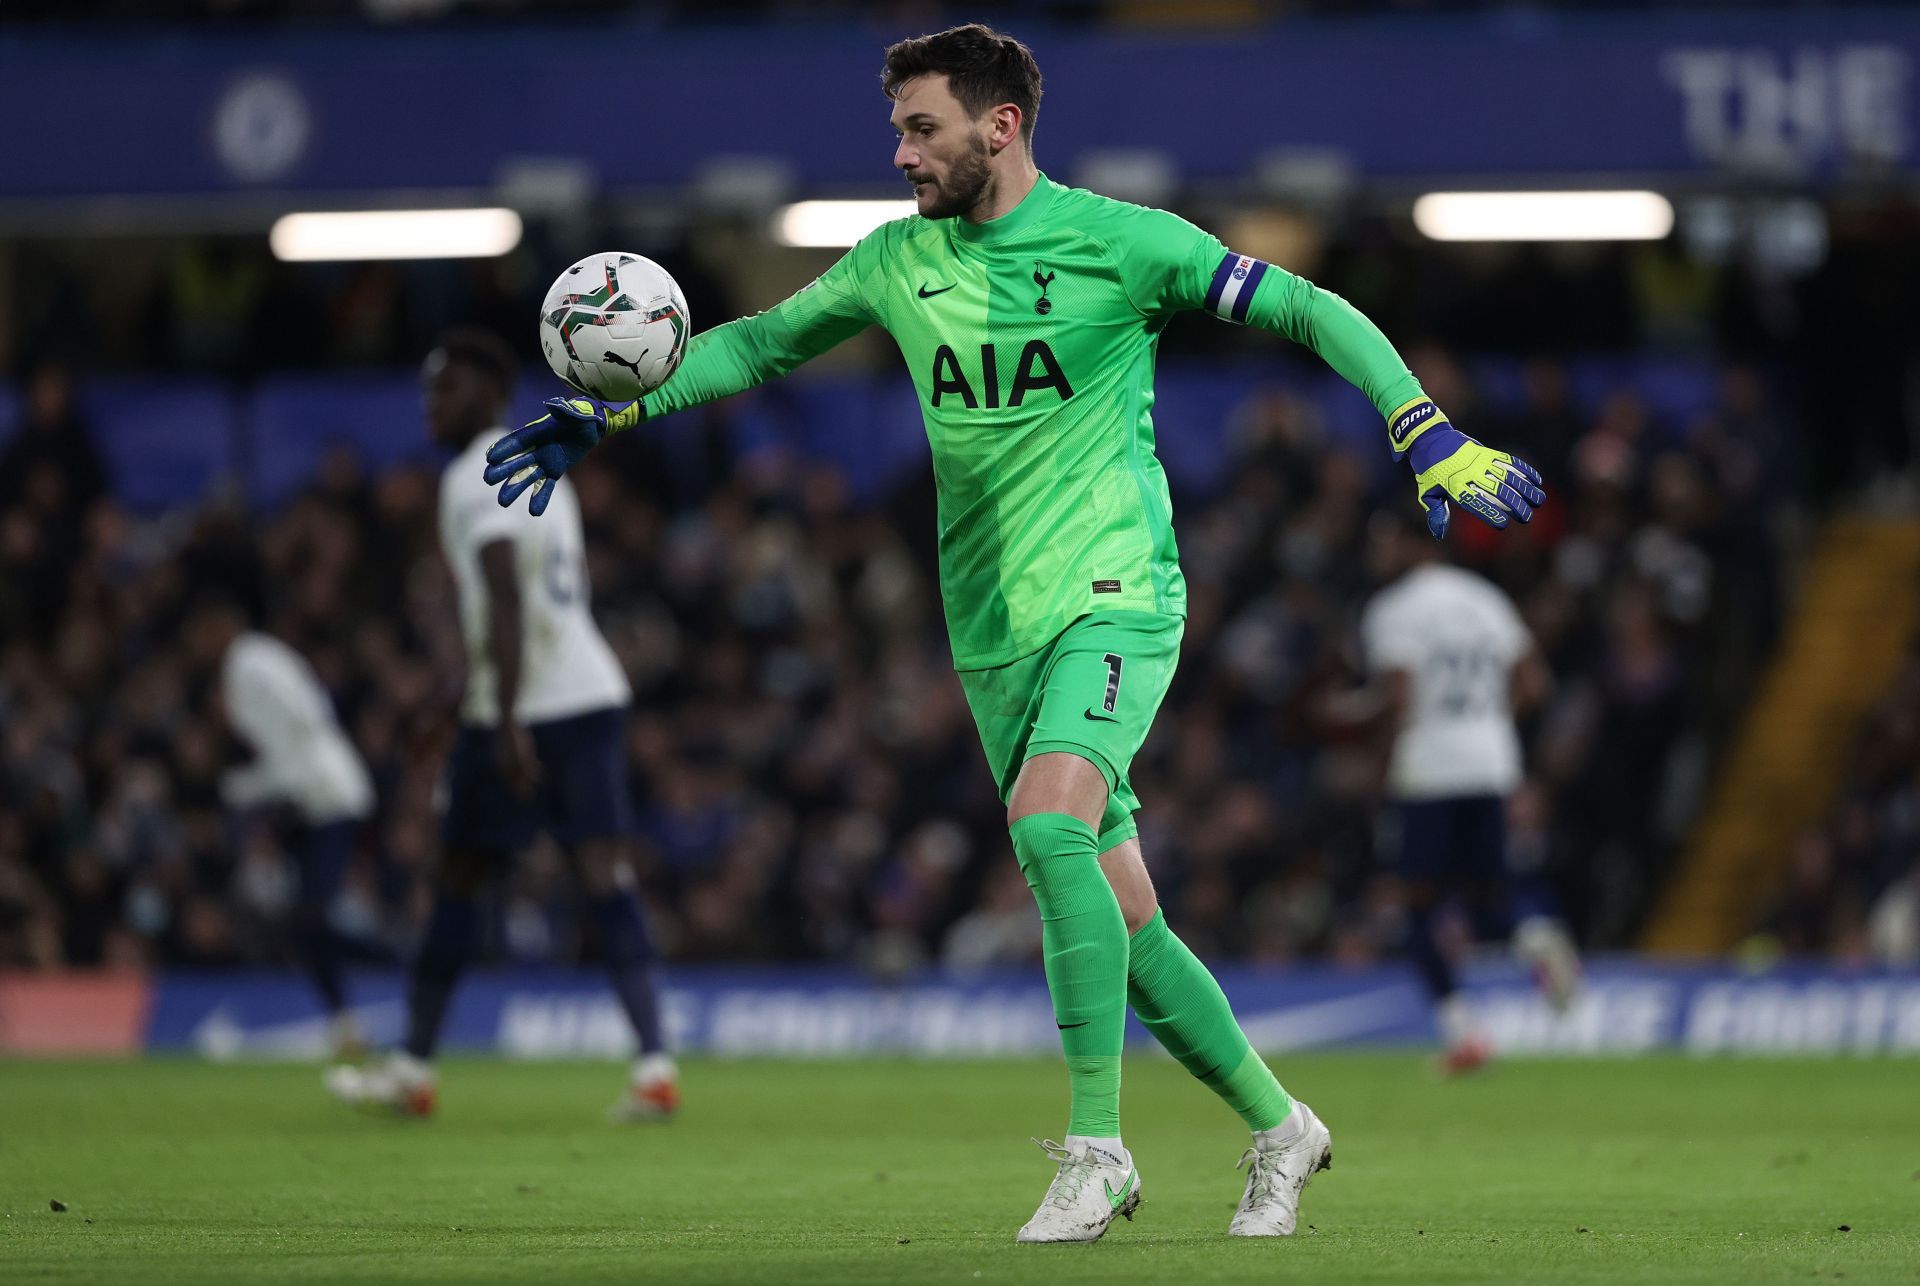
left=483, top=397, right=640, bottom=515
left=1388, top=398, right=1546, bottom=540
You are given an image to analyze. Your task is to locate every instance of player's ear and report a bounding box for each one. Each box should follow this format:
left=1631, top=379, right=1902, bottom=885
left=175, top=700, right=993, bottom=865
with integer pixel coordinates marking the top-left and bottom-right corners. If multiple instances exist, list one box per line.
left=987, top=102, right=1023, bottom=154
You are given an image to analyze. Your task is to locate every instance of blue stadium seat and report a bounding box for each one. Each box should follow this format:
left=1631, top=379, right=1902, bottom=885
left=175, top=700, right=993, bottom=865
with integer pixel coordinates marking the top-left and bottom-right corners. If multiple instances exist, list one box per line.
left=864, top=375, right=939, bottom=495
left=1152, top=363, right=1252, bottom=493
left=1466, top=357, right=1529, bottom=411
left=21, top=357, right=1729, bottom=517
left=81, top=378, right=237, bottom=514
left=1628, top=359, right=1723, bottom=439
left=784, top=378, right=902, bottom=501
left=1567, top=357, right=1719, bottom=442
left=0, top=382, right=19, bottom=447
left=250, top=373, right=439, bottom=508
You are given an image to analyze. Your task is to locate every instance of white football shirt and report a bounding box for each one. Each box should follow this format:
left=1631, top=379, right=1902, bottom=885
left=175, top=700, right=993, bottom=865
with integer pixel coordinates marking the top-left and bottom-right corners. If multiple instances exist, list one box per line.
left=1361, top=563, right=1530, bottom=801
left=221, top=631, right=375, bottom=825
left=439, top=429, right=630, bottom=727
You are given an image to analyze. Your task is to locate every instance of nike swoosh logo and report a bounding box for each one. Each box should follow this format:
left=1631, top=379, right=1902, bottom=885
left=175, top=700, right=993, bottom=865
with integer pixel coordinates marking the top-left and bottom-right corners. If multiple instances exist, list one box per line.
left=1083, top=708, right=1120, bottom=723
left=1056, top=1020, right=1089, bottom=1030
left=1105, top=1170, right=1137, bottom=1210
left=917, top=283, right=957, bottom=298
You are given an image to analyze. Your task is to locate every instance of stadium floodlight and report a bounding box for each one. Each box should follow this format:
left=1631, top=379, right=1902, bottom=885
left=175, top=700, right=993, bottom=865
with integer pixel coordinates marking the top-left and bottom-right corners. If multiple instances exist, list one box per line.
left=268, top=208, right=524, bottom=261
left=1411, top=191, right=1674, bottom=242
left=772, top=200, right=917, bottom=248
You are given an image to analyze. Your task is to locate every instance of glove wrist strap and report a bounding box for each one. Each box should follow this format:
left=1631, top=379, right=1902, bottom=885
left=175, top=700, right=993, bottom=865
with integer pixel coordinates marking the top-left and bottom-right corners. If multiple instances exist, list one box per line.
left=605, top=399, right=646, bottom=436
left=1386, top=397, right=1447, bottom=460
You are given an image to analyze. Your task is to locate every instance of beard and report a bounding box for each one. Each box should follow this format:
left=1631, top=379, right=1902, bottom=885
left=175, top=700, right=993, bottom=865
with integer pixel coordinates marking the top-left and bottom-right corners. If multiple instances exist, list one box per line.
left=914, top=133, right=993, bottom=220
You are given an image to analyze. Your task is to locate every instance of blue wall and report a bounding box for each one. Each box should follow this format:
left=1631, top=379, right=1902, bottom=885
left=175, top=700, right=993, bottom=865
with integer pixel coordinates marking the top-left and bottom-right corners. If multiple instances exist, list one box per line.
left=0, top=10, right=1913, bottom=198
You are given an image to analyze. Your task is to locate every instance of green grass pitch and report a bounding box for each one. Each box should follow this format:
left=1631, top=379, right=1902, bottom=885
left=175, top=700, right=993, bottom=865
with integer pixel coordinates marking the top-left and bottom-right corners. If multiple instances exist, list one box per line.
left=2, top=1055, right=1915, bottom=1283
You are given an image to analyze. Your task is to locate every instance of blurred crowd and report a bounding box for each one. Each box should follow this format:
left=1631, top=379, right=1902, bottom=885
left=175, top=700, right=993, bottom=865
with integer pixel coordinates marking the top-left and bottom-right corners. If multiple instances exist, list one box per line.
left=13, top=199, right=1912, bottom=496
left=0, top=342, right=1829, bottom=975
left=1761, top=650, right=1920, bottom=966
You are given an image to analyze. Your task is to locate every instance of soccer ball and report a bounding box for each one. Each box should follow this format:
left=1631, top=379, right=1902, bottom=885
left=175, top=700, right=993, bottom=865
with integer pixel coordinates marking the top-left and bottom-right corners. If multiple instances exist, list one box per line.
left=538, top=252, right=690, bottom=402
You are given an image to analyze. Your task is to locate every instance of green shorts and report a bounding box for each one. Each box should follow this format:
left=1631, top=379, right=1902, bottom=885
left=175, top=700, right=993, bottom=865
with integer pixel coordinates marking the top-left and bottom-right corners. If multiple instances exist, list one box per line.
left=958, top=610, right=1184, bottom=854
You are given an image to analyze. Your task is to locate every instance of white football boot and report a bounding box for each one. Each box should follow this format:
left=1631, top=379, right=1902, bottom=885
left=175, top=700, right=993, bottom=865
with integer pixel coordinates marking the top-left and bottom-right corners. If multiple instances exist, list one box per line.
left=1515, top=916, right=1583, bottom=1015
left=1015, top=1138, right=1142, bottom=1243
left=1228, top=1101, right=1333, bottom=1236
left=324, top=1050, right=436, bottom=1117
left=609, top=1052, right=681, bottom=1122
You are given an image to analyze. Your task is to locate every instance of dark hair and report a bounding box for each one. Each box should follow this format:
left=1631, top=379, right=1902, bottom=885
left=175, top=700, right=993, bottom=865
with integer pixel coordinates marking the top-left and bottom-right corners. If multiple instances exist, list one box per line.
left=882, top=24, right=1043, bottom=144
left=432, top=327, right=517, bottom=398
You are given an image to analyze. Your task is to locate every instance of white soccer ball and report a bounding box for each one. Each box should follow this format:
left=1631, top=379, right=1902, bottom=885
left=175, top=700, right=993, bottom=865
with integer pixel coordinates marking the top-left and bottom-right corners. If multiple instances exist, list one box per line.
left=538, top=252, right=690, bottom=402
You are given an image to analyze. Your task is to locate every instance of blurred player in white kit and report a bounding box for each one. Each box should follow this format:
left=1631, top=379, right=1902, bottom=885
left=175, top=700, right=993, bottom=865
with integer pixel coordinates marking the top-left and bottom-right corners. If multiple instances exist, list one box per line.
left=1357, top=513, right=1581, bottom=1074
left=191, top=597, right=376, bottom=1056
left=328, top=329, right=676, bottom=1118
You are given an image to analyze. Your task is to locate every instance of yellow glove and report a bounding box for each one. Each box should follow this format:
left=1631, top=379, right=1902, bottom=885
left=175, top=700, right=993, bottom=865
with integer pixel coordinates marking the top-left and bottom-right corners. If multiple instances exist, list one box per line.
left=1388, top=399, right=1546, bottom=539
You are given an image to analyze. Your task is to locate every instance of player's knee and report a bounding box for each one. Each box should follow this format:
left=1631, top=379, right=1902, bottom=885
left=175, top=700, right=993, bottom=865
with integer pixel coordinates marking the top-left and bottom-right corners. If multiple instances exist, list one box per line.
left=1109, top=855, right=1158, bottom=932
left=1006, top=753, right=1109, bottom=832
left=1095, top=837, right=1157, bottom=933
left=1005, top=792, right=1100, bottom=835
left=1119, top=886, right=1159, bottom=934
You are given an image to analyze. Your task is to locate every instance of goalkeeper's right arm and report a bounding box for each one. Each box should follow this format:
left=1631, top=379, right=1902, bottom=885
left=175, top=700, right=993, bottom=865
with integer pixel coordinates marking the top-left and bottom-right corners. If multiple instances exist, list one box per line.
left=606, top=284, right=873, bottom=432
left=487, top=237, right=887, bottom=513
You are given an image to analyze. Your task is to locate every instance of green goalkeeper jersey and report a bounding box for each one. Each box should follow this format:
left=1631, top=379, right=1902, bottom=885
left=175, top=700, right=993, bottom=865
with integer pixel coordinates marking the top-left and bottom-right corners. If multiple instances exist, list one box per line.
left=630, top=174, right=1427, bottom=669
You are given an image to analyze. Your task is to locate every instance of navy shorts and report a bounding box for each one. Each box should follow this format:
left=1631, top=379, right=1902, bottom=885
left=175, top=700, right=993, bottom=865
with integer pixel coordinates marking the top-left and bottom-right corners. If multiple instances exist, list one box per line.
left=286, top=818, right=358, bottom=907
left=441, top=706, right=637, bottom=852
left=1381, top=794, right=1508, bottom=886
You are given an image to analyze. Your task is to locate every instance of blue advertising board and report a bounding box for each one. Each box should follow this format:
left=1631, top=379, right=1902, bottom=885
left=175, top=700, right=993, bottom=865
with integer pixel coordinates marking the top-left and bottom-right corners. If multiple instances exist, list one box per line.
left=142, top=959, right=1920, bottom=1061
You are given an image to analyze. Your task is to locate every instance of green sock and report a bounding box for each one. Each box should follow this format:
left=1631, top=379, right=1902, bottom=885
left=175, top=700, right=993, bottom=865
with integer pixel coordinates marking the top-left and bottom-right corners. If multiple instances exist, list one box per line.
left=1127, top=909, right=1292, bottom=1132
left=1011, top=813, right=1129, bottom=1139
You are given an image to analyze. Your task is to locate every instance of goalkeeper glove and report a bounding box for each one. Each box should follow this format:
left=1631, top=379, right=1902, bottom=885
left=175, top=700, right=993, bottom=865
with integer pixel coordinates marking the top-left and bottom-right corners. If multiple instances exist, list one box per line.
left=482, top=397, right=641, bottom=515
left=1387, top=399, right=1546, bottom=540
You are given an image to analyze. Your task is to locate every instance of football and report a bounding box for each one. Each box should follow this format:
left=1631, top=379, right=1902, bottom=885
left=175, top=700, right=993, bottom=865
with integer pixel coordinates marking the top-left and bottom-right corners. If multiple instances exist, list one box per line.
left=538, top=251, right=690, bottom=401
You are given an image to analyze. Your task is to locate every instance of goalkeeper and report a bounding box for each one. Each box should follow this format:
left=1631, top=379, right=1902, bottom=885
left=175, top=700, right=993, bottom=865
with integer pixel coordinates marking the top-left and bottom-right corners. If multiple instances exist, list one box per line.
left=487, top=22, right=1544, bottom=1245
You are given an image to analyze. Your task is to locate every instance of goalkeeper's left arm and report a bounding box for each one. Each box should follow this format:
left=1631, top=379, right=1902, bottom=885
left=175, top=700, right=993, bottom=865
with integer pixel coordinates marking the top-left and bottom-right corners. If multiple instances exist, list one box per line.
left=1113, top=211, right=1545, bottom=540
left=1239, top=270, right=1545, bottom=539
